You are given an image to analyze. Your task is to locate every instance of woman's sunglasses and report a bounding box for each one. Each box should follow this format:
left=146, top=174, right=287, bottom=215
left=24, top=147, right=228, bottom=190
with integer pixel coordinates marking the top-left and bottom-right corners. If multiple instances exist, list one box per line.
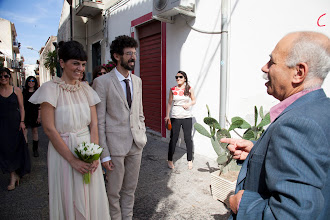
left=175, top=76, right=184, bottom=79
left=97, top=72, right=106, bottom=76
left=28, top=80, right=35, bottom=82
left=0, top=75, right=10, bottom=79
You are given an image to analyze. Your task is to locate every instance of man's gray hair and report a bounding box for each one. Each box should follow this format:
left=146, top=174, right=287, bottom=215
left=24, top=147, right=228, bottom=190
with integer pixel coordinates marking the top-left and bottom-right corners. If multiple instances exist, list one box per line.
left=286, top=32, right=330, bottom=85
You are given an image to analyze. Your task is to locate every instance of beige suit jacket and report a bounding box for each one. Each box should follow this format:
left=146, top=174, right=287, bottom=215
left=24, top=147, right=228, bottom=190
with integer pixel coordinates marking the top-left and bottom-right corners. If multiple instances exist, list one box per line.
left=93, top=69, right=147, bottom=158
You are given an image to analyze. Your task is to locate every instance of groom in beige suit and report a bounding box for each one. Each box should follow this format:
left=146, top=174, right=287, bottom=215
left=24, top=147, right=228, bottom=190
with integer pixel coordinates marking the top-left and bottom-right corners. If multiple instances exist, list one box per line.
left=93, top=35, right=147, bottom=220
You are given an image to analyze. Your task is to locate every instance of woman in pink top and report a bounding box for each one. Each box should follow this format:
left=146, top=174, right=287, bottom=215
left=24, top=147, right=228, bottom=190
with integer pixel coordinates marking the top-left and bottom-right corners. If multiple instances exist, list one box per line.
left=165, top=71, right=196, bottom=170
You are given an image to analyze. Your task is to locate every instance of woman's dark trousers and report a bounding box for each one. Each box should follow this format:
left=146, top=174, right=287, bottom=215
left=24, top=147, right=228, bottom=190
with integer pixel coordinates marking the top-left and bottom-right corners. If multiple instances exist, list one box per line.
left=168, top=118, right=193, bottom=161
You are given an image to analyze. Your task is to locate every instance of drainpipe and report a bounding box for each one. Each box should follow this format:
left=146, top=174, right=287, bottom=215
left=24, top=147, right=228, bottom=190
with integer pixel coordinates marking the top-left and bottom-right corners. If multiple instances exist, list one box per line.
left=70, top=3, right=73, bottom=40
left=219, top=0, right=229, bottom=128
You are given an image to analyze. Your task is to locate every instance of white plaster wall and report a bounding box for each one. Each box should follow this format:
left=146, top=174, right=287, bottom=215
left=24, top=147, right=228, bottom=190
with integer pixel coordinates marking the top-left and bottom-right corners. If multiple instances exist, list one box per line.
left=228, top=0, right=330, bottom=126
left=166, top=0, right=223, bottom=158
left=192, top=0, right=330, bottom=159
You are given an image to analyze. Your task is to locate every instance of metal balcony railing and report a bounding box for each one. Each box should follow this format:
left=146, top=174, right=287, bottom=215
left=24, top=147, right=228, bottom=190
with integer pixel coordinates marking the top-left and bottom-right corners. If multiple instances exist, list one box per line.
left=11, top=59, right=21, bottom=69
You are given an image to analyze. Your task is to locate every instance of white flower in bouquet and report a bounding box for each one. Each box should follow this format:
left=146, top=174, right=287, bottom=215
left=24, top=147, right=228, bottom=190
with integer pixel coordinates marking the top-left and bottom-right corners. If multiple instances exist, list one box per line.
left=74, top=142, right=104, bottom=184
left=85, top=150, right=92, bottom=156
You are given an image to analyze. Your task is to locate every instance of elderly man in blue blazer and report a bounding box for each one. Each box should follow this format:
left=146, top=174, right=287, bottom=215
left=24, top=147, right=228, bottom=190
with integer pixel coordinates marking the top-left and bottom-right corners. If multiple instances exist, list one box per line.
left=221, top=31, right=330, bottom=220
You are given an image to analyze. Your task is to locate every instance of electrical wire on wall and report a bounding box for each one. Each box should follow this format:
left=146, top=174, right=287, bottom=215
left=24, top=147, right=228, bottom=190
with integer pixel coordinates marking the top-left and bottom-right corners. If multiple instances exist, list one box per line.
left=104, top=0, right=131, bottom=16
left=179, top=14, right=227, bottom=35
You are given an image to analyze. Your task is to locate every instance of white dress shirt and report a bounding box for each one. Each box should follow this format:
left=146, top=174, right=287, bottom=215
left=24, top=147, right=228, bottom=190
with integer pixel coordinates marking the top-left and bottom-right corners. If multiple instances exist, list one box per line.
left=115, top=67, right=133, bottom=101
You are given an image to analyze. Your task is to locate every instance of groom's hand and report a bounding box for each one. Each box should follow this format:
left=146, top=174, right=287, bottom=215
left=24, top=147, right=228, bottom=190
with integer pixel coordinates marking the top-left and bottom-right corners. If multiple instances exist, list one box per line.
left=102, top=160, right=115, bottom=171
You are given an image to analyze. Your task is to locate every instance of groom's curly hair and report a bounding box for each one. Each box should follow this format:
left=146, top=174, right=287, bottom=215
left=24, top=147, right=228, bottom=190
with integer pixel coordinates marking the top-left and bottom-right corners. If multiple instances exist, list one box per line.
left=110, top=35, right=138, bottom=65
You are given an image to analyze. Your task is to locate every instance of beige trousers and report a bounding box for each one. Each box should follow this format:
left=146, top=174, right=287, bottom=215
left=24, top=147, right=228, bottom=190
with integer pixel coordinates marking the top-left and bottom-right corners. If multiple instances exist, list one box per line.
left=107, top=142, right=142, bottom=220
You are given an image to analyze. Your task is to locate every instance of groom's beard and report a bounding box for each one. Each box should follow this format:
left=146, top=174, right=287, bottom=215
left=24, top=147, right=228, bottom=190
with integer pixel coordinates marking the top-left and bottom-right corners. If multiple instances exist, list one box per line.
left=120, top=57, right=135, bottom=71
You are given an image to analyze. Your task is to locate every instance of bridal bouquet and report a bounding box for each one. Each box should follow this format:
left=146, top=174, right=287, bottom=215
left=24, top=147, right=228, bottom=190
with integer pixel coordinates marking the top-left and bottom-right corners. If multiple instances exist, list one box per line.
left=75, top=142, right=103, bottom=184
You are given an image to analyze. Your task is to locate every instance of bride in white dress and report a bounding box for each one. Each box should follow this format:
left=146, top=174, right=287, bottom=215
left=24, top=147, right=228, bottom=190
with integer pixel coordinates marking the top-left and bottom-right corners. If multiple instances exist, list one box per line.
left=30, top=41, right=110, bottom=220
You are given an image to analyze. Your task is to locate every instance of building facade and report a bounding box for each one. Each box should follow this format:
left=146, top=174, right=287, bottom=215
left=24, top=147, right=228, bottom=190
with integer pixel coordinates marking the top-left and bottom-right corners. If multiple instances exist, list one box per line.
left=58, top=0, right=117, bottom=83
left=0, top=18, right=24, bottom=87
left=38, top=36, right=57, bottom=85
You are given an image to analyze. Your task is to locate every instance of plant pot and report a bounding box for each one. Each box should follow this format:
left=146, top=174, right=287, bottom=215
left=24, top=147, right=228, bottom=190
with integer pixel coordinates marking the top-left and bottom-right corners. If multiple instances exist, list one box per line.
left=210, top=170, right=239, bottom=207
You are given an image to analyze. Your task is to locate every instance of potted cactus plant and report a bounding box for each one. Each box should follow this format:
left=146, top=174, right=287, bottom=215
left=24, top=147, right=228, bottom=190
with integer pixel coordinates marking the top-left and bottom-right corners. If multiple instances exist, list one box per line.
left=194, top=105, right=270, bottom=206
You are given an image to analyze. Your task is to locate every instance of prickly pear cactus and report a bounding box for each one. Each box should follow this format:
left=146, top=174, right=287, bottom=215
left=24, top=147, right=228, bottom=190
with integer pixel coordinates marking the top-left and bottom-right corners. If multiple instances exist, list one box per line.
left=228, top=106, right=270, bottom=141
left=194, top=105, right=233, bottom=174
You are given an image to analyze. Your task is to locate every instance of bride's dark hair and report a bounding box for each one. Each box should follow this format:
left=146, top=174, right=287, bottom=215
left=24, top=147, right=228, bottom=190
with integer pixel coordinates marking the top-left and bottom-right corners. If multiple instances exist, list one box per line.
left=58, top=41, right=87, bottom=62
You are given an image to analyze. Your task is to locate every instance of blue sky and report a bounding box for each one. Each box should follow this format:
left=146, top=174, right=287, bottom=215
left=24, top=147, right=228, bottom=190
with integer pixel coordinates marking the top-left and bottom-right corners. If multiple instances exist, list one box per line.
left=0, top=0, right=63, bottom=64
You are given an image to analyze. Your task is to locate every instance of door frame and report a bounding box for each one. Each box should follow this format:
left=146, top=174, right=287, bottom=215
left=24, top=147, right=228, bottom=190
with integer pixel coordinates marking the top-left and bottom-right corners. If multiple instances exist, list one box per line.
left=131, top=13, right=167, bottom=137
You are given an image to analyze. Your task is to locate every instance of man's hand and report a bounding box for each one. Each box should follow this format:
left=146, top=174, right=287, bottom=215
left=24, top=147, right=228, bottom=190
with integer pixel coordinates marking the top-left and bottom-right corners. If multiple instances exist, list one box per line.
left=102, top=160, right=115, bottom=171
left=229, top=190, right=244, bottom=214
left=220, top=138, right=254, bottom=160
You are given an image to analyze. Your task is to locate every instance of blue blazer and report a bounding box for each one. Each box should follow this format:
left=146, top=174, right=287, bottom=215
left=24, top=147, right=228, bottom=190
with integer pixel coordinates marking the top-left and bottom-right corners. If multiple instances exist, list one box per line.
left=232, top=89, right=330, bottom=220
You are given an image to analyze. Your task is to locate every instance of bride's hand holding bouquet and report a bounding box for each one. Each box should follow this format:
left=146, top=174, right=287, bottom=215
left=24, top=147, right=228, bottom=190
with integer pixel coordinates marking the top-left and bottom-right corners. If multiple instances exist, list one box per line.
left=74, top=142, right=103, bottom=184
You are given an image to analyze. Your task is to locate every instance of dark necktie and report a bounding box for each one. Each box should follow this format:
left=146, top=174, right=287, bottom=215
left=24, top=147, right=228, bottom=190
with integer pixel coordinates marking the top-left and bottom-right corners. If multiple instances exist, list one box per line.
left=124, top=79, right=132, bottom=108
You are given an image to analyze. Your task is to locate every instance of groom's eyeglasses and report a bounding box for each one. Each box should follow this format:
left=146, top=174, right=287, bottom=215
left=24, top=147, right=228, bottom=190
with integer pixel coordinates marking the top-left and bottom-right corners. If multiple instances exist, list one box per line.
left=124, top=51, right=137, bottom=56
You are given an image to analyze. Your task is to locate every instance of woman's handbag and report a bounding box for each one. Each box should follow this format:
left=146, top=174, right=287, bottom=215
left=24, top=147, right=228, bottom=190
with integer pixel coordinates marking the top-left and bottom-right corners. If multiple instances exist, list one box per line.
left=165, top=118, right=172, bottom=130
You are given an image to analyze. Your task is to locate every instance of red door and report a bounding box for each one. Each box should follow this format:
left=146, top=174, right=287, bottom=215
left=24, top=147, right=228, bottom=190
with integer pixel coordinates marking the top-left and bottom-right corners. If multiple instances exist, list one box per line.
left=138, top=21, right=162, bottom=133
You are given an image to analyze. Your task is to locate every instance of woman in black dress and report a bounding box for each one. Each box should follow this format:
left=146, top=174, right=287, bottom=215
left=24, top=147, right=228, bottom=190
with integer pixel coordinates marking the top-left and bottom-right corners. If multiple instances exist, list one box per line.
left=0, top=67, right=31, bottom=191
left=23, top=76, right=41, bottom=157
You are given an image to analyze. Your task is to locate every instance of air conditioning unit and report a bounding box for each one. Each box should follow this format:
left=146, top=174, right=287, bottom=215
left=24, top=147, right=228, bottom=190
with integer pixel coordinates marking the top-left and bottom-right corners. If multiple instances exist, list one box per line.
left=152, top=0, right=195, bottom=23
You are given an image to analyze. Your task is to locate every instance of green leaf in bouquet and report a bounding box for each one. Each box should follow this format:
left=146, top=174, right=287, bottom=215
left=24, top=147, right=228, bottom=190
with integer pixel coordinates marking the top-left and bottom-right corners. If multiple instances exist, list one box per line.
left=91, top=153, right=101, bottom=161
left=84, top=158, right=94, bottom=163
left=74, top=149, right=84, bottom=161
